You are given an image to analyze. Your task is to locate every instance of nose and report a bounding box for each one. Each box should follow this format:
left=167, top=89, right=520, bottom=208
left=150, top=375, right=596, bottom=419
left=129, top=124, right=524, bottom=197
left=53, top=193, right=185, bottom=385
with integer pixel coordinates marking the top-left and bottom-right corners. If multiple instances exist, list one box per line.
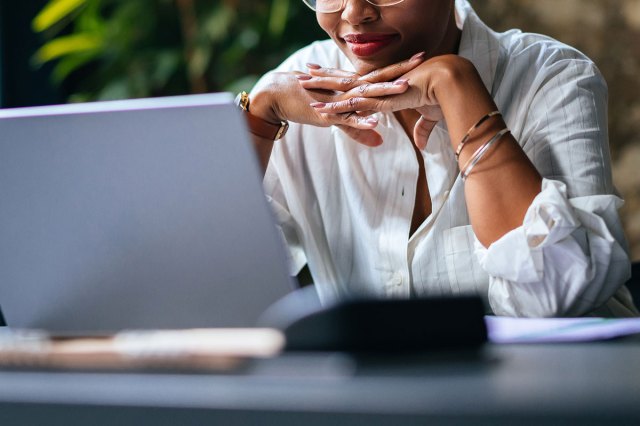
left=340, top=0, right=379, bottom=25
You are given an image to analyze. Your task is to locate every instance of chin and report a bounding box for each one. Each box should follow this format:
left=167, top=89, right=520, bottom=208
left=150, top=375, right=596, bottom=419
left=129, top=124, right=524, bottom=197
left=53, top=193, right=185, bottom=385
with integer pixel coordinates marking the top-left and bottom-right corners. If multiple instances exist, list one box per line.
left=346, top=50, right=413, bottom=77
left=349, top=57, right=390, bottom=76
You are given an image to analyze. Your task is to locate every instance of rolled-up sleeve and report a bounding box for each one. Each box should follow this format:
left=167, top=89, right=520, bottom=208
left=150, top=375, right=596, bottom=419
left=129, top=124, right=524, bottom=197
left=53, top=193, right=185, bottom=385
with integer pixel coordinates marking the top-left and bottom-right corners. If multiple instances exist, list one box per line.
left=476, top=179, right=632, bottom=316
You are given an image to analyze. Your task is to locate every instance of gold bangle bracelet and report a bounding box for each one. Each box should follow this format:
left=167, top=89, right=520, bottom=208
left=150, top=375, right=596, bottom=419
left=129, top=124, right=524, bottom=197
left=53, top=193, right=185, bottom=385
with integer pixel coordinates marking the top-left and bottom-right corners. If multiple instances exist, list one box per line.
left=455, top=110, right=501, bottom=161
left=461, top=127, right=510, bottom=181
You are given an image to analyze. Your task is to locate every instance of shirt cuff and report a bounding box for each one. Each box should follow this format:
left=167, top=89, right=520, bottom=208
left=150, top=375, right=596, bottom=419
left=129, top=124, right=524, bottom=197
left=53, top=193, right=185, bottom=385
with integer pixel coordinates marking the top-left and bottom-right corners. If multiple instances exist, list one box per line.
left=475, top=178, right=580, bottom=282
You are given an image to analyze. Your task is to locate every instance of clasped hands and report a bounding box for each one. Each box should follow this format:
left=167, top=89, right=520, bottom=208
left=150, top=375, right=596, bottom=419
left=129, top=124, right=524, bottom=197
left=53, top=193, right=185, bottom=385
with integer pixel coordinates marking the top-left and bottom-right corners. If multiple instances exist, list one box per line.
left=251, top=52, right=477, bottom=149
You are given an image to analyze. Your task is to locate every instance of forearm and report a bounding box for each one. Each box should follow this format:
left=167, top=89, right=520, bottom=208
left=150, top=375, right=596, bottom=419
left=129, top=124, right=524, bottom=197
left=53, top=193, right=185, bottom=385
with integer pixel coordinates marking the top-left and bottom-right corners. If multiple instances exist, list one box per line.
left=243, top=85, right=285, bottom=175
left=459, top=121, right=542, bottom=247
left=436, top=58, right=542, bottom=247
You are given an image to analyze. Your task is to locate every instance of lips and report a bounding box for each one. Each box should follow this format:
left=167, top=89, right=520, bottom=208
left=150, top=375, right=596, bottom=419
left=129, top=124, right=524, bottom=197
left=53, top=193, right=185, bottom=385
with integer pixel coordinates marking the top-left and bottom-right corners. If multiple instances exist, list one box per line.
left=342, top=33, right=399, bottom=57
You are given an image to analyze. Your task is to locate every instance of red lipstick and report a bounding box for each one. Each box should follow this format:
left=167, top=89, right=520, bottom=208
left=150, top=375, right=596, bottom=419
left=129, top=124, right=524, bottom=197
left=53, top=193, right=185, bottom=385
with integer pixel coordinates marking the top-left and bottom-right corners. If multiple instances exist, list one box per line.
left=343, top=33, right=399, bottom=57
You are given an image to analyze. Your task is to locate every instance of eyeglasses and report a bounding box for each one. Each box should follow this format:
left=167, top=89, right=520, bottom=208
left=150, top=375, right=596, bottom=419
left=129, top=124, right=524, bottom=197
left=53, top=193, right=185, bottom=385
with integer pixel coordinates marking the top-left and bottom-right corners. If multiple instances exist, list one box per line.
left=301, top=0, right=405, bottom=14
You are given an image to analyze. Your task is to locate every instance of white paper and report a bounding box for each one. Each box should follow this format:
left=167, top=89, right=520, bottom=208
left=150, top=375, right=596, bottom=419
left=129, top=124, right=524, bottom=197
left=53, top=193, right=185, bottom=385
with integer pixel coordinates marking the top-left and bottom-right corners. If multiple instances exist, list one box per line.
left=485, top=316, right=640, bottom=343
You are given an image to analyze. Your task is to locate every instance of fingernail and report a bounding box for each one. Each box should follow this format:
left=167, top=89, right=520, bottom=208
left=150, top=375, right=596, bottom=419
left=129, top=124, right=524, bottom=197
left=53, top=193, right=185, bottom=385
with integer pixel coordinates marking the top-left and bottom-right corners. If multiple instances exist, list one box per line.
left=394, top=79, right=409, bottom=85
left=411, top=51, right=426, bottom=61
left=296, top=74, right=312, bottom=80
left=310, top=102, right=326, bottom=108
left=365, top=117, right=378, bottom=125
left=306, top=63, right=321, bottom=70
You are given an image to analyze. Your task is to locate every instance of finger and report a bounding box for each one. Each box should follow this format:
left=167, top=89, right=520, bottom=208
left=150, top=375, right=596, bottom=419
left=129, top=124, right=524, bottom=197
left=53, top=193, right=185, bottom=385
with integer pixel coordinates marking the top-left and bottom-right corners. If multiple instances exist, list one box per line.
left=306, top=63, right=361, bottom=79
left=358, top=51, right=426, bottom=83
left=311, top=97, right=391, bottom=114
left=298, top=75, right=365, bottom=92
left=346, top=79, right=409, bottom=98
left=355, top=110, right=376, bottom=117
left=300, top=78, right=409, bottom=98
left=338, top=112, right=379, bottom=129
left=413, top=116, right=439, bottom=150
left=318, top=110, right=380, bottom=130
left=336, top=125, right=383, bottom=147
left=415, top=104, right=445, bottom=123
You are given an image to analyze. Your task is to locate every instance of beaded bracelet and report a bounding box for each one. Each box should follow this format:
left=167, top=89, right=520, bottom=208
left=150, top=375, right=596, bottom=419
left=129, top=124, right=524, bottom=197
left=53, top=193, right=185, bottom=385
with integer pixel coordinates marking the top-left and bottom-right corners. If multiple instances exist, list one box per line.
left=454, top=110, right=501, bottom=161
left=461, top=127, right=510, bottom=181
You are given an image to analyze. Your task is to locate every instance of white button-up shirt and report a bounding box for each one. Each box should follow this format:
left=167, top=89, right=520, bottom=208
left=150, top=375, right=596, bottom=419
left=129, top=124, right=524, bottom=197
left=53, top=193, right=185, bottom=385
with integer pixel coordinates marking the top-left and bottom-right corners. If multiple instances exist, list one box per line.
left=262, top=0, right=637, bottom=317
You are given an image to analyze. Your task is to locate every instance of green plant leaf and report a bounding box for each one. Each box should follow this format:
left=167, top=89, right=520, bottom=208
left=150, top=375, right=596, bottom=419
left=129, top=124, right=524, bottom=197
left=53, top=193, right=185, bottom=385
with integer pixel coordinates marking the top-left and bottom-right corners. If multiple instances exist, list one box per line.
left=52, top=51, right=100, bottom=82
left=32, top=0, right=88, bottom=33
left=31, top=0, right=326, bottom=100
left=34, top=33, right=103, bottom=64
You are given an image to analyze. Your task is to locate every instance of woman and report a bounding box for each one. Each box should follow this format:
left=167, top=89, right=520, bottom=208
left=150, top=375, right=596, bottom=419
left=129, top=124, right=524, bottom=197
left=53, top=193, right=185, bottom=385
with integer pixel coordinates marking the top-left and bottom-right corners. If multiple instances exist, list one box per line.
left=238, top=0, right=637, bottom=317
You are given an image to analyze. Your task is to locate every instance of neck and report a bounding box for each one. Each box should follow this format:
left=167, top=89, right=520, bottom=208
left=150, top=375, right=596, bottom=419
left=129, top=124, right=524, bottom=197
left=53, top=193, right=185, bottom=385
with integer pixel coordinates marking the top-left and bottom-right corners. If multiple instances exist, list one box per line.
left=434, top=2, right=462, bottom=56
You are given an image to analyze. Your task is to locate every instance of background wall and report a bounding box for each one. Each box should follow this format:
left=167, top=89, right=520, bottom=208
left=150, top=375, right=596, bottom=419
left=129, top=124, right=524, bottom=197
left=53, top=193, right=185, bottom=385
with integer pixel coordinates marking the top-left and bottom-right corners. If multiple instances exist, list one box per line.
left=1, top=0, right=639, bottom=259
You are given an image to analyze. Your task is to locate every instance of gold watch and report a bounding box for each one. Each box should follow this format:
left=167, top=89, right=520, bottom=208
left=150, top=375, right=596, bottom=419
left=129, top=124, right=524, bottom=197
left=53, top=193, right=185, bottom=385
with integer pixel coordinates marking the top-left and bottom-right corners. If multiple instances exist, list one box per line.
left=235, top=91, right=289, bottom=141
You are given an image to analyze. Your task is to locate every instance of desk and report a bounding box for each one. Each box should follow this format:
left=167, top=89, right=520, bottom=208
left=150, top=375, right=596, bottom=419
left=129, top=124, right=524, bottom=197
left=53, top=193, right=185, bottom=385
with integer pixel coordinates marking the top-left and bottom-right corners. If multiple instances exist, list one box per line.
left=1, top=342, right=639, bottom=425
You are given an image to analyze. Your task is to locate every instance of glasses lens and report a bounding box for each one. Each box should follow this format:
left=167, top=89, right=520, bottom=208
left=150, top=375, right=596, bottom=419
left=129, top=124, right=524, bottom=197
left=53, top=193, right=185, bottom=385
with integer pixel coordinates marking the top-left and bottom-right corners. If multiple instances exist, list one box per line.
left=303, top=0, right=342, bottom=13
left=368, top=0, right=404, bottom=4
left=371, top=0, right=405, bottom=5
left=301, top=0, right=316, bottom=10
left=302, top=0, right=404, bottom=13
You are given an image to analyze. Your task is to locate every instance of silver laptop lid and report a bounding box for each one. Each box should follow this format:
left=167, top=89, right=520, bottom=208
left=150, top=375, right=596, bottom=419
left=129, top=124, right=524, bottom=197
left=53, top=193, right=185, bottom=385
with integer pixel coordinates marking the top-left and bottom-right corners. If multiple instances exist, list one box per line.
left=0, top=93, right=295, bottom=333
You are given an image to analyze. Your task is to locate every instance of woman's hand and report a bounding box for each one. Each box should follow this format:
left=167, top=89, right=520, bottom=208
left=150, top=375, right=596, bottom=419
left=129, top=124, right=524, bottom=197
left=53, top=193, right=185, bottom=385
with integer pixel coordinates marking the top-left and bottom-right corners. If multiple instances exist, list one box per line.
left=249, top=71, right=412, bottom=147
left=249, top=52, right=427, bottom=147
left=299, top=55, right=491, bottom=150
left=301, top=52, right=432, bottom=144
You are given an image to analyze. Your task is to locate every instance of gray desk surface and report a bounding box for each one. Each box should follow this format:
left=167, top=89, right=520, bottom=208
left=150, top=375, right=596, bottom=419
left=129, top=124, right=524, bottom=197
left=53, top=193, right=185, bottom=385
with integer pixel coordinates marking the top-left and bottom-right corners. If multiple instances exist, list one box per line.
left=1, top=342, right=640, bottom=425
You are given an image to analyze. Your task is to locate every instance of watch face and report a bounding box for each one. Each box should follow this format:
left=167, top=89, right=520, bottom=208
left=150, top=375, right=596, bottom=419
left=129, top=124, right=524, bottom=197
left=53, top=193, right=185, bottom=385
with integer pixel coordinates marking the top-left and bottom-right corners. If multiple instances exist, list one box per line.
left=275, top=121, right=289, bottom=140
left=236, top=91, right=250, bottom=111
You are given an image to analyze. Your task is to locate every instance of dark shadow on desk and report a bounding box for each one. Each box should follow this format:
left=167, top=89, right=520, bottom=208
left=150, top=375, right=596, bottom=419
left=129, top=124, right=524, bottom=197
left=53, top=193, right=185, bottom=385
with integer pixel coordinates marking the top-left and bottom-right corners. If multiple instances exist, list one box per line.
left=627, top=261, right=640, bottom=310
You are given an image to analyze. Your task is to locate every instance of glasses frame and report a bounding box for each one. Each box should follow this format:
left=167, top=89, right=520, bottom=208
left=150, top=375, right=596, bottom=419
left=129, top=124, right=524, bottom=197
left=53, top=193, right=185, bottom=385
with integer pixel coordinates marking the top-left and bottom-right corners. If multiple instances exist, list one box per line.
left=301, top=0, right=405, bottom=14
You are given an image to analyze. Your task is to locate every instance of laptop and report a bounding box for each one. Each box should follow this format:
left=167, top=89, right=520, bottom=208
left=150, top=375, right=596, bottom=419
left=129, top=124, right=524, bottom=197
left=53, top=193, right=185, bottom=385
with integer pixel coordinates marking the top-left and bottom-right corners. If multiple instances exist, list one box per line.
left=0, top=93, right=297, bottom=333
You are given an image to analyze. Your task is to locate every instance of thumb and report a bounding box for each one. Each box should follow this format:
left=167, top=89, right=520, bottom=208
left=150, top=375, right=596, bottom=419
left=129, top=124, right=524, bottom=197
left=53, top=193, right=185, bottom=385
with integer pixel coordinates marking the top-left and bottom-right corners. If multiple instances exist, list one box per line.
left=413, top=116, right=438, bottom=150
left=337, top=125, right=383, bottom=147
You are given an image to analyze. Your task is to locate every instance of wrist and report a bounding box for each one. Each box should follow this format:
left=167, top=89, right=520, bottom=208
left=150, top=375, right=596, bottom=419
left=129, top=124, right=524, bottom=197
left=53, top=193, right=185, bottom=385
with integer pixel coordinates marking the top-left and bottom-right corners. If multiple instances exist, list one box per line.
left=432, top=56, right=498, bottom=147
left=236, top=91, right=289, bottom=141
left=250, top=89, right=283, bottom=124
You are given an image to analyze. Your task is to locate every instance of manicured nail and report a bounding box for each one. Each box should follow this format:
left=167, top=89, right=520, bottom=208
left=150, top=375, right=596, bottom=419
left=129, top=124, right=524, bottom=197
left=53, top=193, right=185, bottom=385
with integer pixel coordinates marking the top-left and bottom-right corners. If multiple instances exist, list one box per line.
left=411, top=51, right=426, bottom=61
left=306, top=63, right=322, bottom=70
left=394, top=79, right=409, bottom=85
left=296, top=74, right=312, bottom=80
left=310, top=102, right=326, bottom=108
left=365, top=117, right=378, bottom=125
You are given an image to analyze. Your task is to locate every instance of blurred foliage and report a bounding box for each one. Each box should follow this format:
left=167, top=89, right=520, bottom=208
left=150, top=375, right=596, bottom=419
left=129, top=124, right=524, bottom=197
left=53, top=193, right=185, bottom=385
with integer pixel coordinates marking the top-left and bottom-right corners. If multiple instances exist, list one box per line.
left=32, top=0, right=325, bottom=102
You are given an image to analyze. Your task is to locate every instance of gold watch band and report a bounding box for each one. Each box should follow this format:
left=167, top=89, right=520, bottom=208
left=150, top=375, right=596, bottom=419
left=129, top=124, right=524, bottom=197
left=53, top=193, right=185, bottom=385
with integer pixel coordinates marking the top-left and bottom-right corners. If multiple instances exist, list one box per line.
left=235, top=91, right=289, bottom=141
